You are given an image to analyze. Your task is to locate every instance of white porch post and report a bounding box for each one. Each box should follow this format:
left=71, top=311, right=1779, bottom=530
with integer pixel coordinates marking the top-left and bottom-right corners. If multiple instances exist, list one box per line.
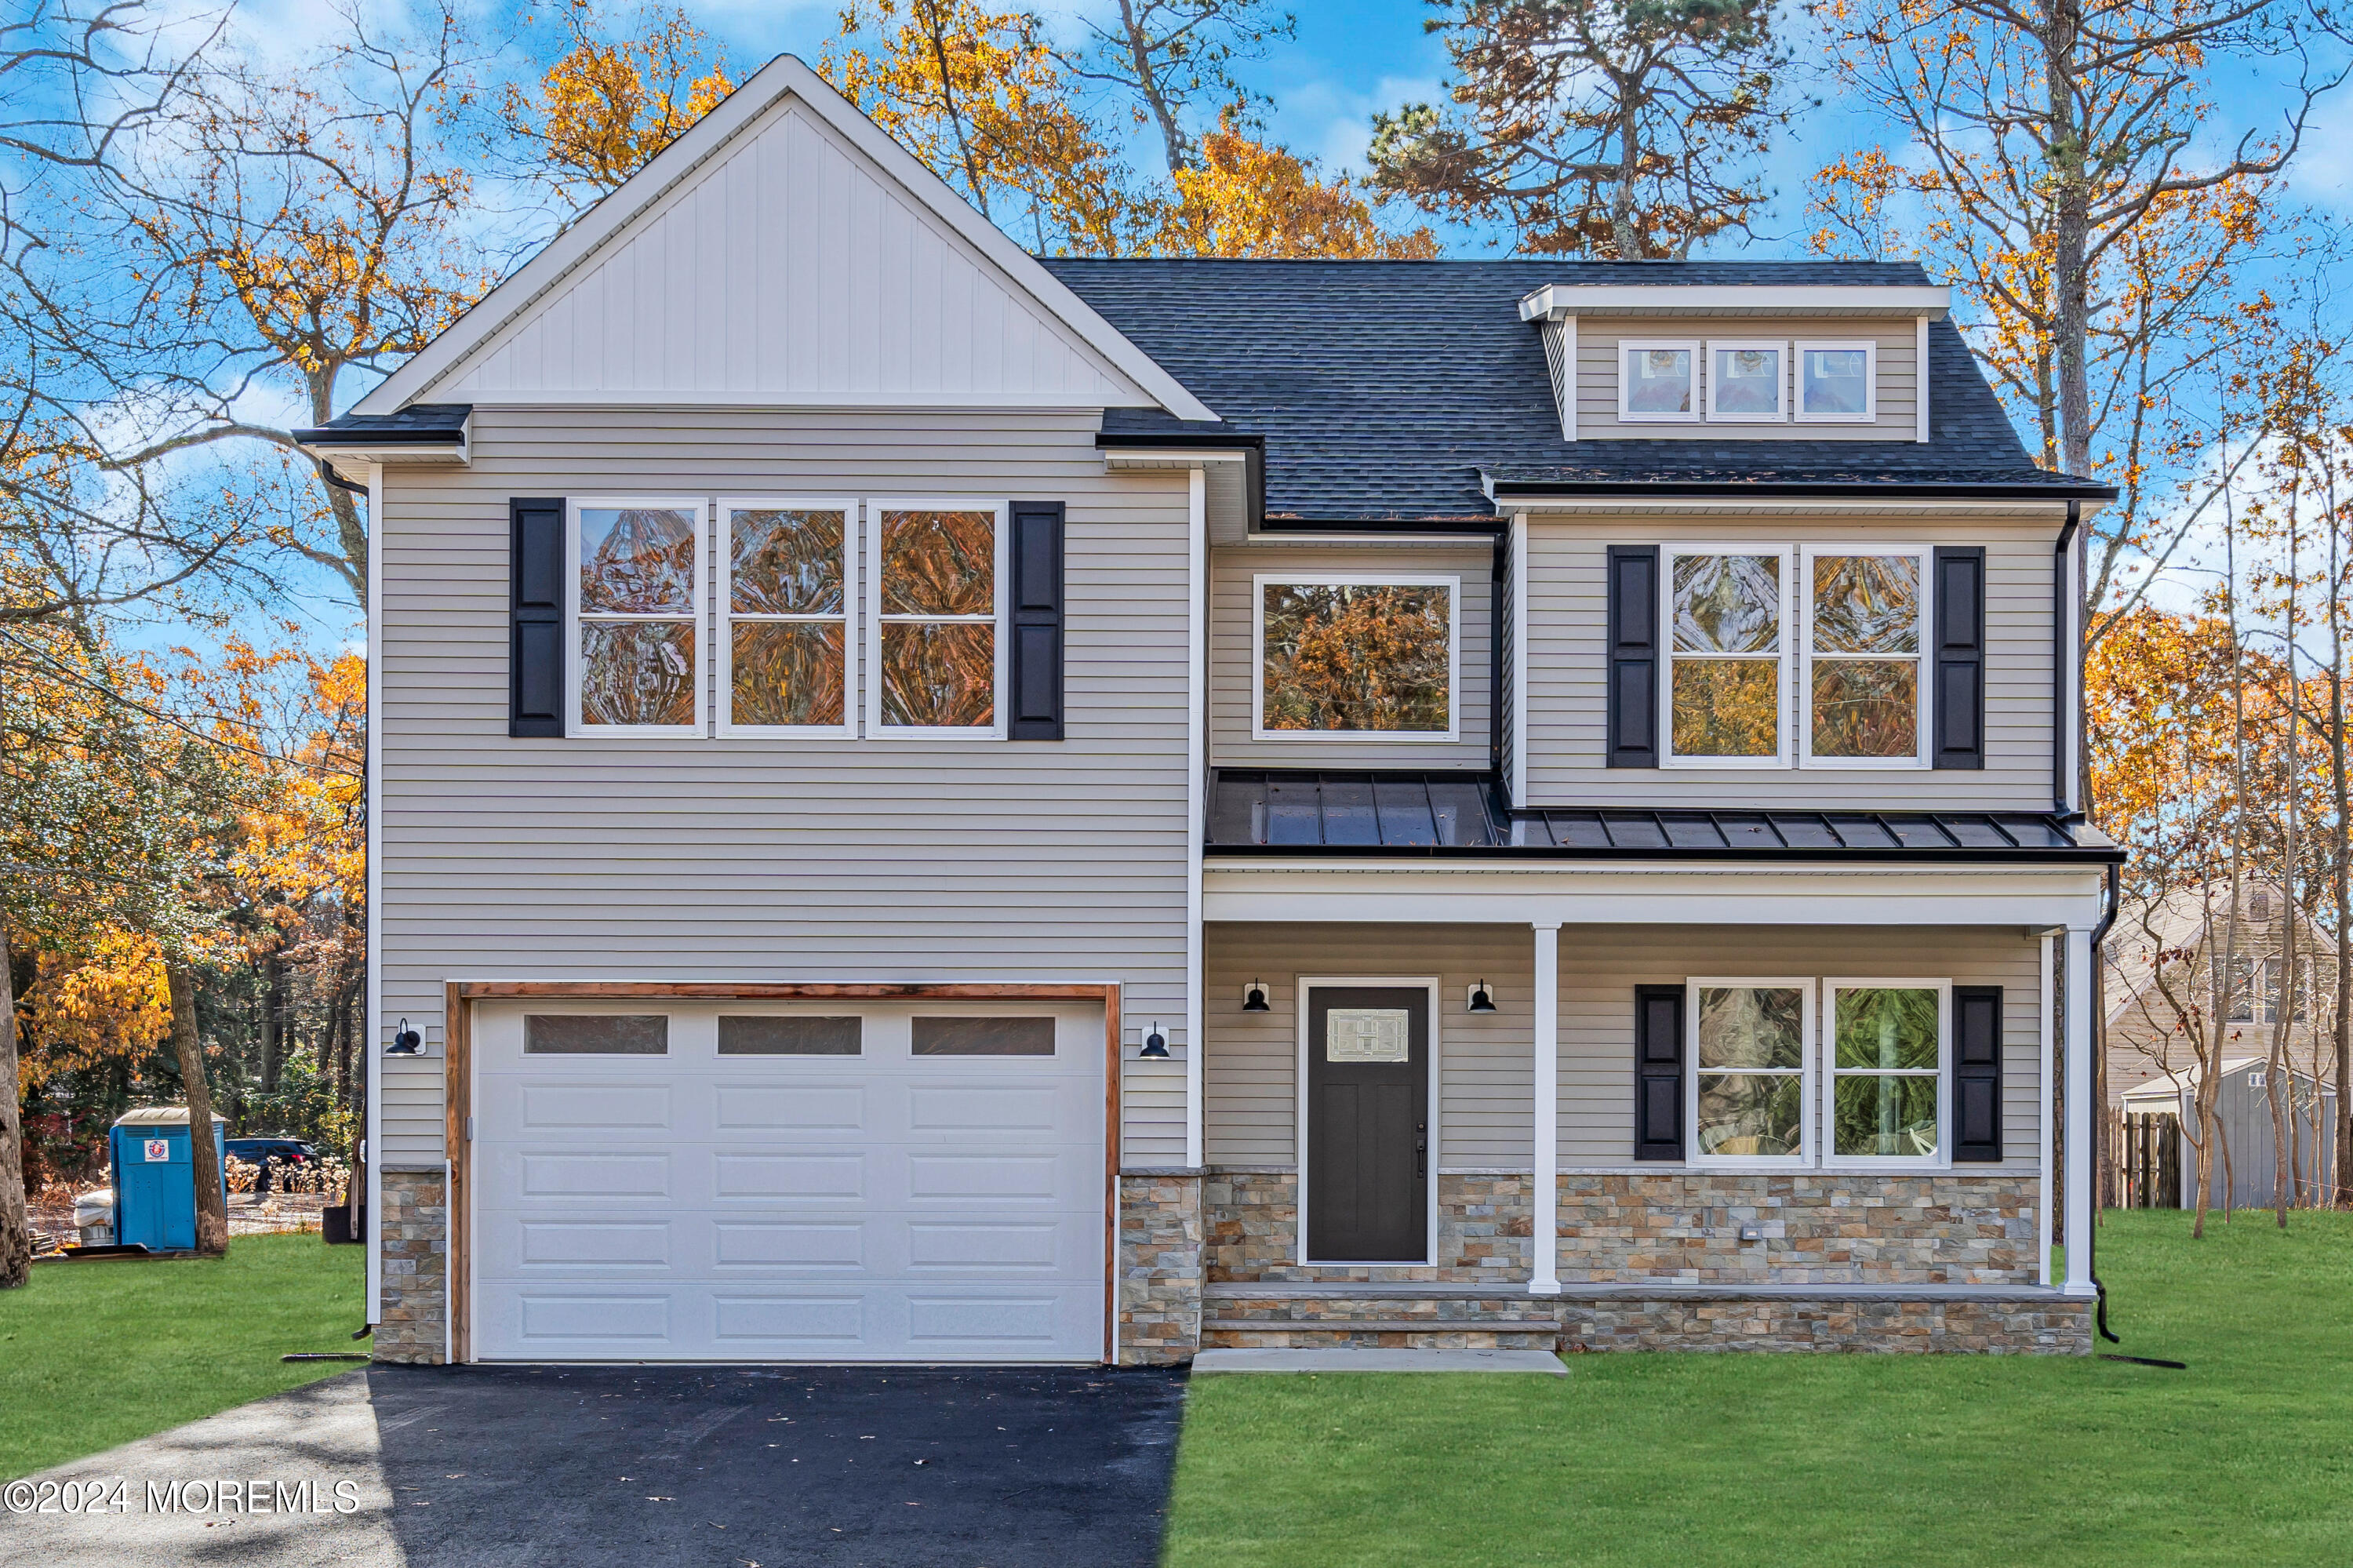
left=1530, top=921, right=1561, bottom=1295
left=2064, top=923, right=2096, bottom=1294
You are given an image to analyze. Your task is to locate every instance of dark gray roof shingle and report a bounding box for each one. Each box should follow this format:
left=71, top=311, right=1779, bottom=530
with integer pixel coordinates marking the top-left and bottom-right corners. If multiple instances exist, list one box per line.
left=294, top=403, right=471, bottom=444
left=1042, top=258, right=2106, bottom=522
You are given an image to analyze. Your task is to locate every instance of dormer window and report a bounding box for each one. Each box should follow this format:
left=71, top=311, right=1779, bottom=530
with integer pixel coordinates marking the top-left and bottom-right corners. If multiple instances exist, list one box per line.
left=1798, top=341, right=1877, bottom=421
left=1708, top=342, right=1784, bottom=421
left=1620, top=340, right=1699, bottom=422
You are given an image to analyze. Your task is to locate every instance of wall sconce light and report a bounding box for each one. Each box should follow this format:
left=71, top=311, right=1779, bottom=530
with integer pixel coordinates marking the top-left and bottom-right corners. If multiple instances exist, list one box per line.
left=1140, top=1022, right=1170, bottom=1057
left=1242, top=980, right=1271, bottom=1013
left=387, top=1018, right=424, bottom=1055
left=1466, top=981, right=1497, bottom=1014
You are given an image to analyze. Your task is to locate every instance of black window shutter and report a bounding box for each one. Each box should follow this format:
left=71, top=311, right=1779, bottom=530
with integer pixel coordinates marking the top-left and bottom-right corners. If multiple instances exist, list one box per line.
left=1932, top=546, right=1986, bottom=769
left=1606, top=545, right=1660, bottom=767
left=1953, top=984, right=2003, bottom=1161
left=1634, top=983, right=1684, bottom=1160
left=510, top=497, right=565, bottom=738
left=1007, top=500, right=1064, bottom=740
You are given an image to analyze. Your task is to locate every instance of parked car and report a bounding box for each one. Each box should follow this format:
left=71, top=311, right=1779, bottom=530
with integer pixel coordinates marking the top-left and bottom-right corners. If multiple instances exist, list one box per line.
left=225, top=1137, right=317, bottom=1194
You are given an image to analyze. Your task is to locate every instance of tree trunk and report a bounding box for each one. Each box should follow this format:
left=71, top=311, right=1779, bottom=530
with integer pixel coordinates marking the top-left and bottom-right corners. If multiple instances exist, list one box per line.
left=262, top=948, right=288, bottom=1095
left=0, top=919, right=28, bottom=1288
left=2042, top=1, right=2093, bottom=478
left=167, top=964, right=229, bottom=1257
left=1118, top=0, right=1190, bottom=174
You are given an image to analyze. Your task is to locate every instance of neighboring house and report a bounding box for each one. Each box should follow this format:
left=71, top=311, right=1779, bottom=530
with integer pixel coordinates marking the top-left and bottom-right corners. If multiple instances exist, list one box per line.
left=296, top=55, right=2122, bottom=1366
left=2106, top=881, right=2340, bottom=1108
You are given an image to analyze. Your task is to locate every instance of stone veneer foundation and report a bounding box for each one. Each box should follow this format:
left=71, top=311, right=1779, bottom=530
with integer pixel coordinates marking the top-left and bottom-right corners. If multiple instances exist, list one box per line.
left=1118, top=1172, right=1204, bottom=1366
left=372, top=1169, right=448, bottom=1364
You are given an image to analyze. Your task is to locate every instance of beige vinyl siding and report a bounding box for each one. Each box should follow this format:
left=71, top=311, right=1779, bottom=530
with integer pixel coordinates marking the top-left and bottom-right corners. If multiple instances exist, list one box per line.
left=1523, top=515, right=2057, bottom=807
left=376, top=406, right=1192, bottom=1166
left=1203, top=924, right=1536, bottom=1167
left=1575, top=316, right=1918, bottom=440
left=1201, top=922, right=2042, bottom=1170
left=1209, top=541, right=1493, bottom=769
left=1558, top=925, right=2042, bottom=1166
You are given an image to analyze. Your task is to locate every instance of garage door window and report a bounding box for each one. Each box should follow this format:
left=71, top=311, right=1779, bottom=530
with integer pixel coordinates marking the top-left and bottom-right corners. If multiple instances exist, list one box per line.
left=718, top=1016, right=862, bottom=1055
left=911, top=1017, right=1056, bottom=1055
left=524, top=1015, right=668, bottom=1054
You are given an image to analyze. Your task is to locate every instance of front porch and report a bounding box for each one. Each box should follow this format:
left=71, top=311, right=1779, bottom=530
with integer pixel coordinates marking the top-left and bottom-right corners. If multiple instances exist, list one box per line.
left=1119, top=857, right=2113, bottom=1360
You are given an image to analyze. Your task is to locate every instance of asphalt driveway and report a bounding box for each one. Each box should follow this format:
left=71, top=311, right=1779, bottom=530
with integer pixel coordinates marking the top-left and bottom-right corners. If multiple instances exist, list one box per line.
left=3, top=1362, right=1188, bottom=1566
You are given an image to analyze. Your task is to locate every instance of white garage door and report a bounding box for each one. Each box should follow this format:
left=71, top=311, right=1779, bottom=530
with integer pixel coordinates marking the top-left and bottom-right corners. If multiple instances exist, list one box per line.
left=470, top=1001, right=1106, bottom=1362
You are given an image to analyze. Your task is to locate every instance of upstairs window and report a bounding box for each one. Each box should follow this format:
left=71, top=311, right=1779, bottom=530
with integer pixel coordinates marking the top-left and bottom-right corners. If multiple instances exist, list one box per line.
left=1798, top=340, right=1877, bottom=422
left=1256, top=574, right=1458, bottom=740
left=1620, top=340, right=1700, bottom=422
left=1802, top=549, right=1926, bottom=766
left=870, top=502, right=1004, bottom=736
left=1665, top=550, right=1785, bottom=765
left=569, top=498, right=705, bottom=736
left=1707, top=341, right=1784, bottom=421
left=722, top=500, right=853, bottom=735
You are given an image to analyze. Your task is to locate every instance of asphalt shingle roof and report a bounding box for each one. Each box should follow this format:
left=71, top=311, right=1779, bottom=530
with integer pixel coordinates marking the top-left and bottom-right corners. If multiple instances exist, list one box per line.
left=1042, top=258, right=2108, bottom=523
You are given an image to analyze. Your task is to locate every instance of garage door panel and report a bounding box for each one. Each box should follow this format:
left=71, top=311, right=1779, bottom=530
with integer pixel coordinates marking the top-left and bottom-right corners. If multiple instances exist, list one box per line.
left=471, top=1000, right=1104, bottom=1362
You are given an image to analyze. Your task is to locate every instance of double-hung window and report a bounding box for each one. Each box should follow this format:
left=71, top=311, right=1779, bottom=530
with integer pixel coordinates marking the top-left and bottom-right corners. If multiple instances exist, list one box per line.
left=1664, top=548, right=1787, bottom=765
left=868, top=500, right=1006, bottom=737
left=1802, top=547, right=1926, bottom=766
left=1255, top=573, right=1459, bottom=740
left=721, top=498, right=854, bottom=736
left=1826, top=981, right=1947, bottom=1162
left=1689, top=980, right=1812, bottom=1164
left=568, top=497, right=706, bottom=737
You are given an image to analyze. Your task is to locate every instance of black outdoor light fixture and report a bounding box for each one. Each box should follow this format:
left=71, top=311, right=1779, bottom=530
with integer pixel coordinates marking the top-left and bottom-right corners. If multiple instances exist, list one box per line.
left=1242, top=980, right=1271, bottom=1013
left=1467, top=980, right=1497, bottom=1013
left=387, top=1018, right=424, bottom=1055
left=1140, top=1021, right=1170, bottom=1057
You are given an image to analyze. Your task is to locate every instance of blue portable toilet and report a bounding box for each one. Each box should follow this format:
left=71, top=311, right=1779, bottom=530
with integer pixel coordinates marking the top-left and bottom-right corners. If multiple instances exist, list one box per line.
left=111, top=1108, right=227, bottom=1253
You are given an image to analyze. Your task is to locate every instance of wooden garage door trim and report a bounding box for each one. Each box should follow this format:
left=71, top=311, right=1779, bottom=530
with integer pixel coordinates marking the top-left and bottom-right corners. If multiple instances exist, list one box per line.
left=442, top=980, right=1122, bottom=1367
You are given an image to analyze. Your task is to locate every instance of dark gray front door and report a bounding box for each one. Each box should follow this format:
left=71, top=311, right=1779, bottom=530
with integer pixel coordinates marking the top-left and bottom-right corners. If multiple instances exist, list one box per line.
left=1305, top=986, right=1428, bottom=1261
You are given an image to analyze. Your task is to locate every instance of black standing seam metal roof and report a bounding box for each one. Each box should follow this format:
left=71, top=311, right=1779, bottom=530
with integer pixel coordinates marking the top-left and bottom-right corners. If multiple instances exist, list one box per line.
left=1040, top=258, right=2109, bottom=523
left=1206, top=770, right=2125, bottom=863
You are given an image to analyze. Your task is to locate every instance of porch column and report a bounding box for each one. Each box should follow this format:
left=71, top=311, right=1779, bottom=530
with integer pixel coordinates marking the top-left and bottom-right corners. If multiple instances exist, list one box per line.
left=2064, top=923, right=2096, bottom=1294
left=1530, top=921, right=1561, bottom=1295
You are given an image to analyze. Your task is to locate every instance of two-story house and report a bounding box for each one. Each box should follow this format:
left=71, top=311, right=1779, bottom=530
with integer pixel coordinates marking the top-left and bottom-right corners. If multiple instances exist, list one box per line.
left=296, top=55, right=2122, bottom=1366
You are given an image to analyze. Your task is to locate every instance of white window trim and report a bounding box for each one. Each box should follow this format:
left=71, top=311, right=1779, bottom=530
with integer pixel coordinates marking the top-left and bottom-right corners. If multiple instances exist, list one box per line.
left=1617, top=338, right=1703, bottom=424
left=1795, top=338, right=1879, bottom=424
left=864, top=497, right=1009, bottom=740
left=1704, top=339, right=1787, bottom=424
left=564, top=495, right=708, bottom=740
left=1686, top=977, right=1815, bottom=1168
left=1252, top=571, right=1462, bottom=743
left=717, top=496, right=857, bottom=739
left=1798, top=544, right=1931, bottom=770
left=1294, top=975, right=1441, bottom=1268
left=1659, top=544, right=1794, bottom=769
left=1822, top=978, right=1951, bottom=1170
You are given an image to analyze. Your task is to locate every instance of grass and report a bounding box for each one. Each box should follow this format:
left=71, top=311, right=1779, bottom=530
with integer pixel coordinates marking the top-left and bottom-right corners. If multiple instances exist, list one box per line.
left=1165, top=1210, right=2353, bottom=1568
left=0, top=1231, right=365, bottom=1479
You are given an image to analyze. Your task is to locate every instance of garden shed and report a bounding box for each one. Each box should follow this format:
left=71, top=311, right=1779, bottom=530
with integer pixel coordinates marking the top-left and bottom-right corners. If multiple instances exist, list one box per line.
left=2122, top=1058, right=2338, bottom=1210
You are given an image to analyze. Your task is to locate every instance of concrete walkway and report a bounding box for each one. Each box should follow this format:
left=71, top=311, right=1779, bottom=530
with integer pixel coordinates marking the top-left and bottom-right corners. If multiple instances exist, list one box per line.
left=1192, top=1348, right=1568, bottom=1374
left=2, top=1362, right=1187, bottom=1566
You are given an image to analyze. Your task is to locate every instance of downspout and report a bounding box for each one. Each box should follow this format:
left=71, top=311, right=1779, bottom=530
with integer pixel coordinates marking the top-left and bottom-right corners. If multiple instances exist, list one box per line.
left=2054, top=500, right=2081, bottom=817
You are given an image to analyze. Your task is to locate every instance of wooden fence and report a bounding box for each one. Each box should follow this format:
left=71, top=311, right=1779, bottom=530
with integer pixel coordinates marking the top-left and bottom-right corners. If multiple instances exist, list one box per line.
left=2109, top=1111, right=2181, bottom=1210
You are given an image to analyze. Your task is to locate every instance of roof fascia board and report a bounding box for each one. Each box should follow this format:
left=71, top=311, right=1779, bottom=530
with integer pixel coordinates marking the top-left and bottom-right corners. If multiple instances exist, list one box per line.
left=1500, top=496, right=2089, bottom=520
left=355, top=54, right=1215, bottom=423
left=1518, top=284, right=1951, bottom=322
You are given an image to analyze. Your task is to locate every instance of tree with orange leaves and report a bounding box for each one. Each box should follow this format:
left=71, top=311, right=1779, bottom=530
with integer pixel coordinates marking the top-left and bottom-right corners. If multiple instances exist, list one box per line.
left=494, top=2, right=736, bottom=212
left=1162, top=108, right=1437, bottom=260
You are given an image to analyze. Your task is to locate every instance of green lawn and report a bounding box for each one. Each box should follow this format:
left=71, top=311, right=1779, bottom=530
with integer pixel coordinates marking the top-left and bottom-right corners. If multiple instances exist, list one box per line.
left=0, top=1232, right=365, bottom=1479
left=1166, top=1210, right=2353, bottom=1568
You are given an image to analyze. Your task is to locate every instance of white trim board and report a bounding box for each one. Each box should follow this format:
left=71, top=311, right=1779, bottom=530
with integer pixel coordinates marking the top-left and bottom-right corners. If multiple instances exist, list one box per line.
left=354, top=55, right=1213, bottom=423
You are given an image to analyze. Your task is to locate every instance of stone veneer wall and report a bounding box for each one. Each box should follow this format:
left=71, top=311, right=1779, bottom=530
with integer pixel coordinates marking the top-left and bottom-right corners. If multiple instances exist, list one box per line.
left=1557, top=1173, right=2039, bottom=1284
left=1558, top=1297, right=2089, bottom=1353
left=1206, top=1170, right=1532, bottom=1283
left=373, top=1169, right=447, bottom=1365
left=1118, top=1173, right=1203, bottom=1366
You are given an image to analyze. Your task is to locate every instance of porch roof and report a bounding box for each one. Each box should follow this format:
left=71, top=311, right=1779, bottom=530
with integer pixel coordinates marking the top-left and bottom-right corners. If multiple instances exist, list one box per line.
left=1206, top=770, right=2125, bottom=864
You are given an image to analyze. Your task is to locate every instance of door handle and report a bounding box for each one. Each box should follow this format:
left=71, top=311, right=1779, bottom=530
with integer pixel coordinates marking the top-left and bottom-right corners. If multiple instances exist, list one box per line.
left=1417, top=1122, right=1427, bottom=1178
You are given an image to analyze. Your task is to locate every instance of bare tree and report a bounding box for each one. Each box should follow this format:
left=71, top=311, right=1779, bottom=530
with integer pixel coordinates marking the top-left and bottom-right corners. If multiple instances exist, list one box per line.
left=1058, top=0, right=1296, bottom=176
left=1369, top=0, right=1795, bottom=258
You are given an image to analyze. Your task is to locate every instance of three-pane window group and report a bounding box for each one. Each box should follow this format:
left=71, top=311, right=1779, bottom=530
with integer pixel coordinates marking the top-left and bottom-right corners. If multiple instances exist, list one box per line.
left=568, top=498, right=1005, bottom=737
left=1621, top=340, right=1878, bottom=423
left=1667, top=546, right=1928, bottom=766
left=1691, top=980, right=1953, bottom=1164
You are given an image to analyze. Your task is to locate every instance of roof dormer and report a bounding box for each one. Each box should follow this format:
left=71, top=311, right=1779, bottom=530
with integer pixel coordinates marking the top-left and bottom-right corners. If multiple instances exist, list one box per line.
left=1517, top=282, right=1951, bottom=444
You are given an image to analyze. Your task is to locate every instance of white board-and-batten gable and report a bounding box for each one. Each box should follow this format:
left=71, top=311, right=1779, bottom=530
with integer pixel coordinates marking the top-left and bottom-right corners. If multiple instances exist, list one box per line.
left=354, top=55, right=1213, bottom=420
